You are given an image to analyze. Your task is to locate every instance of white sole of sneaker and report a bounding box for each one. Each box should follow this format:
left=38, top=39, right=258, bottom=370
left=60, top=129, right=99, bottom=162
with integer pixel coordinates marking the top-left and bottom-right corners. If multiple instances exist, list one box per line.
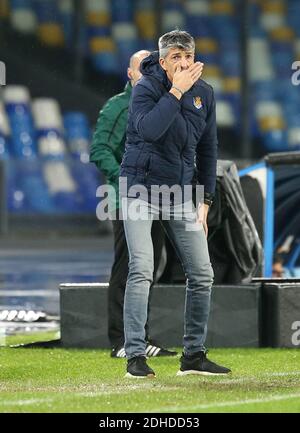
left=124, top=372, right=156, bottom=379
left=176, top=370, right=230, bottom=376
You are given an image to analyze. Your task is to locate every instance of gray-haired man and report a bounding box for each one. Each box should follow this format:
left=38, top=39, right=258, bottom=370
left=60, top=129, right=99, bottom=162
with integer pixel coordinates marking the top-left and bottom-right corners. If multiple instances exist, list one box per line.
left=120, top=30, right=231, bottom=378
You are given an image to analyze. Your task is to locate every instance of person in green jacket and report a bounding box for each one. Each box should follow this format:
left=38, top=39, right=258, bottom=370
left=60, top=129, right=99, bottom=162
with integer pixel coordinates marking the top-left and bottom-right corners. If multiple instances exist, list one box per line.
left=90, top=50, right=177, bottom=358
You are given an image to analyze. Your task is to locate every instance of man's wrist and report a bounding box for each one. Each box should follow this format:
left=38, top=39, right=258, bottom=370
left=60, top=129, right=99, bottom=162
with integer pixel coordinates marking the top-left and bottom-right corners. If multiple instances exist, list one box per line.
left=171, top=85, right=184, bottom=97
left=204, top=192, right=214, bottom=207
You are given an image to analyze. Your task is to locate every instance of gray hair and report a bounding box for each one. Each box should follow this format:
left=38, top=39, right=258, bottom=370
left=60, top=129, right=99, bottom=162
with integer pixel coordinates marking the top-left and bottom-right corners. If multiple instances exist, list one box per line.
left=158, top=30, right=195, bottom=58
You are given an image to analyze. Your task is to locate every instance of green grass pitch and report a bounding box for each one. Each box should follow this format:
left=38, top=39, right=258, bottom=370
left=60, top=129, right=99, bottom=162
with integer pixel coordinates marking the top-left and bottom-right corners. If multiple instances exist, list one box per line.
left=1, top=345, right=300, bottom=413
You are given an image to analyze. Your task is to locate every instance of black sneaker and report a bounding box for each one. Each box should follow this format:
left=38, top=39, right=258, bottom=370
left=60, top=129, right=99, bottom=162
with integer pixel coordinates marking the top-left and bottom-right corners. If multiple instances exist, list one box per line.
left=146, top=339, right=177, bottom=357
left=125, top=356, right=156, bottom=379
left=177, top=350, right=231, bottom=376
left=111, top=346, right=126, bottom=358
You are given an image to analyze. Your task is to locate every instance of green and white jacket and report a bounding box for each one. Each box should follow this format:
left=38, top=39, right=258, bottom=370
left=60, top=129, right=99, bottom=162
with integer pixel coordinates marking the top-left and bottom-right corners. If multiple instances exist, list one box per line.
left=90, top=82, right=132, bottom=210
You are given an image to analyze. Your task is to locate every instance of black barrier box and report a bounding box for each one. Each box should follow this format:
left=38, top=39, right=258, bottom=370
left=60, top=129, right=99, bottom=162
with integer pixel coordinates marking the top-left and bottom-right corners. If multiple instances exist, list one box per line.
left=261, top=283, right=300, bottom=348
left=208, top=284, right=262, bottom=347
left=149, top=284, right=261, bottom=348
left=60, top=283, right=110, bottom=348
left=60, top=283, right=261, bottom=348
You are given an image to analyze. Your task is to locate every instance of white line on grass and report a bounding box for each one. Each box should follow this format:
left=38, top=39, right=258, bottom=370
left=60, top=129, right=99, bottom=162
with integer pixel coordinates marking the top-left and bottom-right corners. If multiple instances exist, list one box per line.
left=78, top=386, right=179, bottom=398
left=77, top=382, right=180, bottom=397
left=150, top=392, right=300, bottom=412
left=265, top=371, right=300, bottom=377
left=0, top=398, right=53, bottom=406
left=212, top=371, right=300, bottom=385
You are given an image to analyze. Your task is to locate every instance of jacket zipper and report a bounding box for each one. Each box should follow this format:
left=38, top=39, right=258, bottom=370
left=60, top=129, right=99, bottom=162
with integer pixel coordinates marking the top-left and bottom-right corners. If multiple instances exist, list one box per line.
left=180, top=124, right=189, bottom=186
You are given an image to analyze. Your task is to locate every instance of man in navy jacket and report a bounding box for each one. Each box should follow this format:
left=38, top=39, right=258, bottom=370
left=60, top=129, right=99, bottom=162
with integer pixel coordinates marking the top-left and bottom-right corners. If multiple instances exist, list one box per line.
left=120, top=30, right=231, bottom=378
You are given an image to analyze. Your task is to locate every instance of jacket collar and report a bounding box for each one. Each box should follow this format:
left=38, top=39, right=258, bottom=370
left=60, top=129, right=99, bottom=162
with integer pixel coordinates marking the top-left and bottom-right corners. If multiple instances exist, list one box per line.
left=140, top=51, right=171, bottom=89
left=124, top=81, right=133, bottom=94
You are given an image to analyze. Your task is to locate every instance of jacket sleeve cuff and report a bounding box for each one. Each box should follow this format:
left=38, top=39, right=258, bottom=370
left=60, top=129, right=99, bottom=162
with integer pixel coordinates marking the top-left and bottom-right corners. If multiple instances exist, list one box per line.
left=203, top=192, right=214, bottom=206
left=167, top=91, right=182, bottom=106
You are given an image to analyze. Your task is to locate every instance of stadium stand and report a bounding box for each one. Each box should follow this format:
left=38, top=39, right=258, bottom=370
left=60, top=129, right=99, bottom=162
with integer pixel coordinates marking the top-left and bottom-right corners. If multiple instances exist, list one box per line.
left=1, top=0, right=299, bottom=154
left=0, top=0, right=299, bottom=216
left=0, top=84, right=101, bottom=215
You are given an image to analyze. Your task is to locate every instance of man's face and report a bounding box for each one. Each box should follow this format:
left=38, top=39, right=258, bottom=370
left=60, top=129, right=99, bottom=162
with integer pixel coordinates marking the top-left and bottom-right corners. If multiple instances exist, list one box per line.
left=127, top=51, right=150, bottom=86
left=159, top=48, right=195, bottom=82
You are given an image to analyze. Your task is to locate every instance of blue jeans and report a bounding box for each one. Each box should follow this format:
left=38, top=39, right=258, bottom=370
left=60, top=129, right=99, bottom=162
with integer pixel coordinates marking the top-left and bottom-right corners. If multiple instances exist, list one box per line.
left=122, top=198, right=214, bottom=359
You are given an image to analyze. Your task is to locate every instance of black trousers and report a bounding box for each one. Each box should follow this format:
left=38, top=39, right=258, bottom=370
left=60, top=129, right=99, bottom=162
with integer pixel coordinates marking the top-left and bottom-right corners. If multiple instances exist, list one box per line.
left=108, top=217, right=165, bottom=348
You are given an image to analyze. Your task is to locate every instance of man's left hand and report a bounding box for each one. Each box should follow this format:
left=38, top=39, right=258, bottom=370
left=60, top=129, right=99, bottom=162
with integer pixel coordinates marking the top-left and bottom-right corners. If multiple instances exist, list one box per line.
left=196, top=203, right=210, bottom=237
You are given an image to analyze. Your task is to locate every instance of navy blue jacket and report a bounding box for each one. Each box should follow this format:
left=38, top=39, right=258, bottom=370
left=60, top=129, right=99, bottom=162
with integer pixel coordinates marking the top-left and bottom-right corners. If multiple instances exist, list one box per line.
left=120, top=51, right=218, bottom=197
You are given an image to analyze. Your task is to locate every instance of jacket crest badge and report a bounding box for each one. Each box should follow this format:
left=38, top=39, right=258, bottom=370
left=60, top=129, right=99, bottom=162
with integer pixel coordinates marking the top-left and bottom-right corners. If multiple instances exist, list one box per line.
left=193, top=96, right=203, bottom=109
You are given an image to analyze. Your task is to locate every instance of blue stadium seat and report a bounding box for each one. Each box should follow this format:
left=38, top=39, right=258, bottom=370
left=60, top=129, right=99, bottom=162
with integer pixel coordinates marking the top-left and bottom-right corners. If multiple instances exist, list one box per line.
left=53, top=191, right=81, bottom=213
left=138, top=39, right=155, bottom=52
left=32, top=0, right=58, bottom=23
left=58, top=0, right=74, bottom=48
left=262, top=129, right=288, bottom=153
left=196, top=52, right=218, bottom=65
left=277, top=79, right=299, bottom=101
left=272, top=50, right=294, bottom=79
left=64, top=112, right=89, bottom=128
left=250, top=26, right=267, bottom=38
left=22, top=175, right=56, bottom=213
left=285, top=110, right=300, bottom=128
left=7, top=159, right=43, bottom=213
left=252, top=80, right=280, bottom=101
left=71, top=160, right=101, bottom=212
left=287, top=1, right=300, bottom=36
left=0, top=133, right=9, bottom=159
left=7, top=182, right=27, bottom=213
left=41, top=159, right=83, bottom=213
left=116, top=38, right=140, bottom=81
left=10, top=0, right=31, bottom=6
left=63, top=112, right=91, bottom=158
left=87, top=25, right=111, bottom=38
left=111, top=0, right=133, bottom=22
left=186, top=16, right=212, bottom=38
left=6, top=105, right=37, bottom=158
left=210, top=16, right=239, bottom=40
left=223, top=93, right=241, bottom=127
left=220, top=51, right=240, bottom=75
left=249, top=1, right=260, bottom=26
left=136, top=0, right=155, bottom=8
left=162, top=1, right=185, bottom=33
left=36, top=128, right=66, bottom=160
left=91, top=52, right=118, bottom=74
